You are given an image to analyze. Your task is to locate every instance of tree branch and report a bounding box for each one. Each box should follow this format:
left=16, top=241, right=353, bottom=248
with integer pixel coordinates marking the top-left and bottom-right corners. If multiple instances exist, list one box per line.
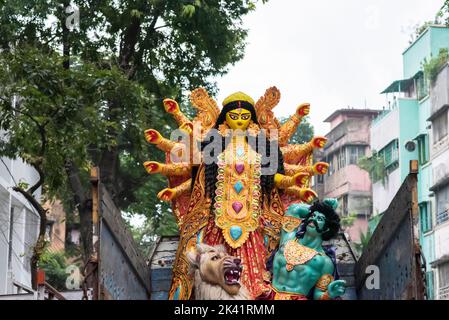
left=27, top=161, right=45, bottom=195
left=12, top=186, right=47, bottom=220
left=64, top=160, right=87, bottom=206
left=153, top=24, right=168, bottom=31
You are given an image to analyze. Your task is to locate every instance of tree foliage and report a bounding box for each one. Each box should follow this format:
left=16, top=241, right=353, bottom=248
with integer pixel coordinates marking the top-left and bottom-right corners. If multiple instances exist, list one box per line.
left=340, top=212, right=357, bottom=229
left=0, top=0, right=269, bottom=259
left=352, top=228, right=373, bottom=257
left=38, top=250, right=69, bottom=291
left=357, top=151, right=386, bottom=185
left=423, top=48, right=449, bottom=84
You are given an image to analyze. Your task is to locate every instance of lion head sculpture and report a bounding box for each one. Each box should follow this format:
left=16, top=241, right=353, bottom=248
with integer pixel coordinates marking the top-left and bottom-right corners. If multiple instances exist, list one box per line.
left=187, top=244, right=250, bottom=300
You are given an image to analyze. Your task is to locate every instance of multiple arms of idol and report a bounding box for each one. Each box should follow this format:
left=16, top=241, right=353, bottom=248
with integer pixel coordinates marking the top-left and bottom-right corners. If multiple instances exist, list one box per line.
left=143, top=91, right=330, bottom=203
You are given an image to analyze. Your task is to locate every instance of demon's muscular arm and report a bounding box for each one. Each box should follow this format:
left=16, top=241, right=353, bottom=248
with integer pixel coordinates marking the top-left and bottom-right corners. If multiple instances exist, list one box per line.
left=313, top=263, right=346, bottom=300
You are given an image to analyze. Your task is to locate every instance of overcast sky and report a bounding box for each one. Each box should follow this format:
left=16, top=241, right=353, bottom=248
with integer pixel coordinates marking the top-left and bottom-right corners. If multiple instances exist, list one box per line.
left=214, top=0, right=445, bottom=135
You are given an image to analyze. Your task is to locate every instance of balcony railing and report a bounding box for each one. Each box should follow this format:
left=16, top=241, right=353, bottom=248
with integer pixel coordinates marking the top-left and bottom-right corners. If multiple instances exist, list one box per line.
left=437, top=208, right=449, bottom=225
left=439, top=284, right=449, bottom=300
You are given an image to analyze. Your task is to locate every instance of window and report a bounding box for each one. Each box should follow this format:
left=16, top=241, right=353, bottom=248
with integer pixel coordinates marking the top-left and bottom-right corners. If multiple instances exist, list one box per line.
left=338, top=148, right=346, bottom=170
left=327, top=155, right=335, bottom=176
left=348, top=145, right=365, bottom=165
left=426, top=271, right=435, bottom=300
left=317, top=175, right=324, bottom=184
left=416, top=73, right=428, bottom=100
left=436, top=185, right=449, bottom=225
left=433, top=111, right=448, bottom=144
left=417, top=134, right=429, bottom=165
left=419, top=201, right=432, bottom=233
left=438, top=262, right=449, bottom=300
left=380, top=139, right=399, bottom=168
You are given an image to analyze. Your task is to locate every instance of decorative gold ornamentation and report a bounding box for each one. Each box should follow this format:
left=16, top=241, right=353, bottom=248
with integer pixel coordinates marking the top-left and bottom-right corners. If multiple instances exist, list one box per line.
left=213, top=145, right=262, bottom=249
left=285, top=186, right=312, bottom=198
left=218, top=123, right=230, bottom=136
left=172, top=111, right=192, bottom=129
left=284, top=240, right=319, bottom=271
left=247, top=121, right=260, bottom=136
left=276, top=175, right=295, bottom=189
left=169, top=165, right=210, bottom=300
left=284, top=163, right=313, bottom=176
left=271, top=286, right=308, bottom=300
left=282, top=216, right=301, bottom=232
left=172, top=178, right=192, bottom=199
left=158, top=138, right=185, bottom=157
left=145, top=86, right=322, bottom=300
left=190, top=88, right=220, bottom=130
left=281, top=143, right=314, bottom=164
left=254, top=87, right=281, bottom=133
left=315, top=274, right=334, bottom=291
left=162, top=162, right=191, bottom=176
left=261, top=190, right=284, bottom=260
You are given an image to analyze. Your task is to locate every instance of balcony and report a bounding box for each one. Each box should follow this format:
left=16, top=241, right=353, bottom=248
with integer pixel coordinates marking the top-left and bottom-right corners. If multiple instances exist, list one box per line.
left=324, top=119, right=371, bottom=154
left=439, top=284, right=449, bottom=300
left=430, top=63, right=449, bottom=118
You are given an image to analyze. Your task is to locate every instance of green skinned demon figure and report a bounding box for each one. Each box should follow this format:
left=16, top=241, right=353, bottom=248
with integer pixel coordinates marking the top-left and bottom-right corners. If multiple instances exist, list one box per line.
left=266, top=199, right=346, bottom=300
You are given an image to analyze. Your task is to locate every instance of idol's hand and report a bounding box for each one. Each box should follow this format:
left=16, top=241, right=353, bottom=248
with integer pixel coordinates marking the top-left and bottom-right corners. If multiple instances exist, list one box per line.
left=310, top=136, right=327, bottom=149
left=327, top=280, right=346, bottom=298
left=144, top=161, right=162, bottom=174
left=144, top=129, right=163, bottom=144
left=157, top=188, right=176, bottom=202
left=299, top=188, right=317, bottom=203
left=180, top=122, right=193, bottom=135
left=296, top=103, right=310, bottom=117
left=313, top=162, right=329, bottom=175
left=293, top=172, right=309, bottom=187
left=163, top=98, right=180, bottom=114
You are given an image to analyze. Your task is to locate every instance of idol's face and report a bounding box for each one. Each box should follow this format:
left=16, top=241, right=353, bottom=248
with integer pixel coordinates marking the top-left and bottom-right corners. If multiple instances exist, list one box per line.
left=225, top=108, right=252, bottom=130
left=306, top=211, right=327, bottom=236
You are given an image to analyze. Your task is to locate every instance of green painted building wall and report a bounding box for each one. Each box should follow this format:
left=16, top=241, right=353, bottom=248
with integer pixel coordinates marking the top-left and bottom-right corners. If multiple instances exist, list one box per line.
left=398, top=98, right=419, bottom=181
left=374, top=26, right=449, bottom=299
left=401, top=26, right=449, bottom=299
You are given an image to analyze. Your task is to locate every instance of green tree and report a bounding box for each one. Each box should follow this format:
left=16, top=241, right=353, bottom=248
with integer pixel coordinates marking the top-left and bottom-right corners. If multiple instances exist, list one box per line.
left=38, top=250, right=69, bottom=291
left=0, top=0, right=269, bottom=268
left=340, top=212, right=357, bottom=229
left=353, top=228, right=373, bottom=257
left=357, top=151, right=387, bottom=185
left=423, top=48, right=449, bottom=84
left=0, top=47, right=141, bottom=286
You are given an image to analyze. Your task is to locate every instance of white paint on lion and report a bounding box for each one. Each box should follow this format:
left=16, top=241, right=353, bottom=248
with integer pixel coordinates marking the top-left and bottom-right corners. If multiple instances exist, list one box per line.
left=187, top=244, right=251, bottom=300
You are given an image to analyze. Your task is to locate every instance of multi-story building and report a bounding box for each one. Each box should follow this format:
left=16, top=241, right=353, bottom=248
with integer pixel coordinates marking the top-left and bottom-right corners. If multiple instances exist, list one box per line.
left=0, top=151, right=41, bottom=294
left=371, top=25, right=449, bottom=300
left=314, top=108, right=381, bottom=243
left=429, top=62, right=449, bottom=300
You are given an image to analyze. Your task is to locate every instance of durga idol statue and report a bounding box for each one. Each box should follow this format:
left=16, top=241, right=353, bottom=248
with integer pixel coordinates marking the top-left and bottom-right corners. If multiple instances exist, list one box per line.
left=143, top=87, right=329, bottom=299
